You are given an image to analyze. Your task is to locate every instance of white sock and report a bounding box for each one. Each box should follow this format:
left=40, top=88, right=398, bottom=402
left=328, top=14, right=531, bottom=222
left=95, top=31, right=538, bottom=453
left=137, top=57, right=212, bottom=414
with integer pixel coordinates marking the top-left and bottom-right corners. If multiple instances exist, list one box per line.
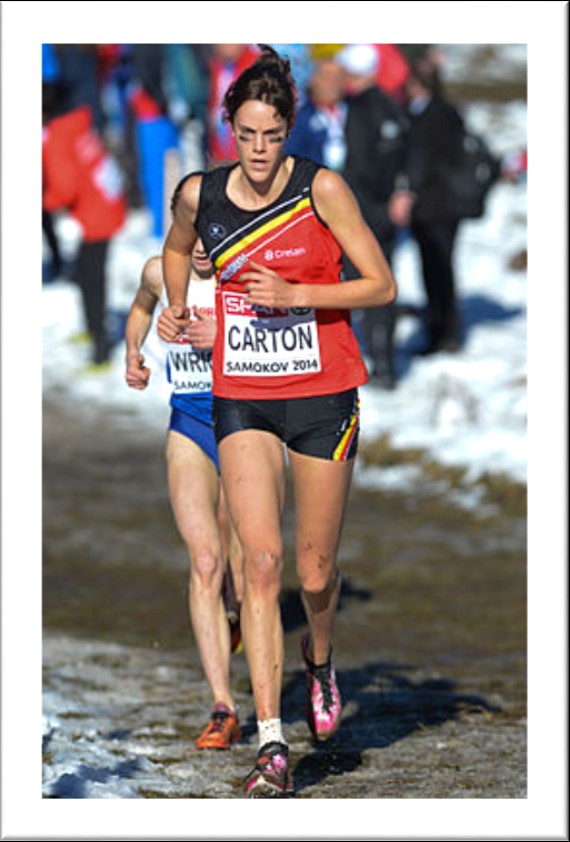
left=257, top=718, right=285, bottom=749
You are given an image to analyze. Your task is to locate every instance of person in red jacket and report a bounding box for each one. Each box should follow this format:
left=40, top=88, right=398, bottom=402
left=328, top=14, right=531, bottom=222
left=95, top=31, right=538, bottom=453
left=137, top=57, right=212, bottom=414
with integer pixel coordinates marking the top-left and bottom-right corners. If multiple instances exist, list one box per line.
left=373, top=44, right=411, bottom=104
left=42, top=83, right=127, bottom=366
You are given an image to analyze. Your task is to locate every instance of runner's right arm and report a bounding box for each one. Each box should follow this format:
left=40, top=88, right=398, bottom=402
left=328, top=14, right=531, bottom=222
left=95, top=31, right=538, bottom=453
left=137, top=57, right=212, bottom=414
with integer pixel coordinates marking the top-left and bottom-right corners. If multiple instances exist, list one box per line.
left=125, top=256, right=163, bottom=390
left=160, top=174, right=202, bottom=340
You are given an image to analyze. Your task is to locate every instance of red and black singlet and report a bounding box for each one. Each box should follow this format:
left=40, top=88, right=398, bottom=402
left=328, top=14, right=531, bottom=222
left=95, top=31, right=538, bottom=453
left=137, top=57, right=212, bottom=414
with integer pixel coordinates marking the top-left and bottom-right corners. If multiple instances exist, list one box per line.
left=195, top=156, right=368, bottom=399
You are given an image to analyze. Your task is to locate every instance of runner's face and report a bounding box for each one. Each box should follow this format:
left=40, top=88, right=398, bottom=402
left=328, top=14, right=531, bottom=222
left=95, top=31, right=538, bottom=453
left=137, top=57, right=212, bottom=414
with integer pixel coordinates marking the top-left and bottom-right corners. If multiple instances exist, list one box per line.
left=232, top=100, right=288, bottom=182
left=191, top=238, right=213, bottom=277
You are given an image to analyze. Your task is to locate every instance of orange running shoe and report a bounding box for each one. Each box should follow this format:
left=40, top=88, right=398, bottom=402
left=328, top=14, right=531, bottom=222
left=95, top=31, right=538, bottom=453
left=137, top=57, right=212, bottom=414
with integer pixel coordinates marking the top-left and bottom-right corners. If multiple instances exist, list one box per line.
left=195, top=703, right=240, bottom=750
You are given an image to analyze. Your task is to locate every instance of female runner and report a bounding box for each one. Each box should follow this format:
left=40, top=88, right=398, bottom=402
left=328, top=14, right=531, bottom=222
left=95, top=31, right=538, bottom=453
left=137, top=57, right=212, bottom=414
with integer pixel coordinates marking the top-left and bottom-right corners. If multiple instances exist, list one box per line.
left=125, top=230, right=243, bottom=751
left=159, top=46, right=397, bottom=797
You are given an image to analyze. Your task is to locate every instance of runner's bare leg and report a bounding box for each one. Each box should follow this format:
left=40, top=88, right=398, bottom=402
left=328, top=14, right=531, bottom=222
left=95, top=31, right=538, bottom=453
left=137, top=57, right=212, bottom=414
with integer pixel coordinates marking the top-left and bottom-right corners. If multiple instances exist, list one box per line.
left=218, top=430, right=286, bottom=720
left=289, top=451, right=354, bottom=664
left=166, top=431, right=234, bottom=707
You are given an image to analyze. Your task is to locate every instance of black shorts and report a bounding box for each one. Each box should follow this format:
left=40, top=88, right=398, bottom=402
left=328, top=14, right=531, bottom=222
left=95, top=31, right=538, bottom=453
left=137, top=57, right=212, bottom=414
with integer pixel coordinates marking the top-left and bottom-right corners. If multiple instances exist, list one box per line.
left=213, top=389, right=360, bottom=462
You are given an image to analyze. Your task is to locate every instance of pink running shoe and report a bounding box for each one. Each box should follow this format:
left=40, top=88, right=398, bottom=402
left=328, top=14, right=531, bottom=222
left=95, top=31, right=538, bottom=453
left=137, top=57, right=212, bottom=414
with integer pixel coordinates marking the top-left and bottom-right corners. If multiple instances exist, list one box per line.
left=301, top=634, right=342, bottom=741
left=243, top=742, right=294, bottom=798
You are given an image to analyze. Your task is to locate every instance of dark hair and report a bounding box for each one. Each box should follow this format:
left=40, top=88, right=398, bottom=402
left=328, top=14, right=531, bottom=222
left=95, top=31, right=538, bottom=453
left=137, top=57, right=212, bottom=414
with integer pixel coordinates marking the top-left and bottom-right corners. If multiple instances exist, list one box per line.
left=408, top=57, right=444, bottom=98
left=222, top=44, right=297, bottom=130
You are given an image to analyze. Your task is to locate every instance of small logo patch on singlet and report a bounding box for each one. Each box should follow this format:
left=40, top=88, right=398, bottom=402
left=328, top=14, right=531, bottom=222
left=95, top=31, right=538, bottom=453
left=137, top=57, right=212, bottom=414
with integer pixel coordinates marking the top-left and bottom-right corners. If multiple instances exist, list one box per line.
left=208, top=222, right=227, bottom=240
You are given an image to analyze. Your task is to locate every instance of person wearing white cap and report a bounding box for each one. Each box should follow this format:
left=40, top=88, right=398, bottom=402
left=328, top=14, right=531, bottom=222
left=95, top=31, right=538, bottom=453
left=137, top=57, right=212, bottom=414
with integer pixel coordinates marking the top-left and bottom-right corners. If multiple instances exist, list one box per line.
left=336, top=43, right=410, bottom=390
left=337, top=43, right=379, bottom=79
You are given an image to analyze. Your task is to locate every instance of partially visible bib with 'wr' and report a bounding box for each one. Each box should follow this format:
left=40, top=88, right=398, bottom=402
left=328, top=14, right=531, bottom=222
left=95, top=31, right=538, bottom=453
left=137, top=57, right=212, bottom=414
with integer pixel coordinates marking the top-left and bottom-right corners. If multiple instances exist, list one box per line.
left=163, top=277, right=215, bottom=395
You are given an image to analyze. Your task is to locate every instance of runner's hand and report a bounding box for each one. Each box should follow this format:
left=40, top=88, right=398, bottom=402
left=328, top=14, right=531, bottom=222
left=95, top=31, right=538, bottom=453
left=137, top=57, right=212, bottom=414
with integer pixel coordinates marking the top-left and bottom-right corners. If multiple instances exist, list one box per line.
left=157, top=305, right=191, bottom=342
left=125, top=352, right=151, bottom=389
left=241, top=261, right=298, bottom=309
left=186, top=306, right=216, bottom=349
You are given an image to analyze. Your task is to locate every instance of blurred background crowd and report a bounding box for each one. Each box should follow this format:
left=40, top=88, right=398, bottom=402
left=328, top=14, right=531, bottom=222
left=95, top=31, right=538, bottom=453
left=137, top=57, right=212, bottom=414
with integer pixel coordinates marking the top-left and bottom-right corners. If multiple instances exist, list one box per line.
left=42, top=43, right=527, bottom=380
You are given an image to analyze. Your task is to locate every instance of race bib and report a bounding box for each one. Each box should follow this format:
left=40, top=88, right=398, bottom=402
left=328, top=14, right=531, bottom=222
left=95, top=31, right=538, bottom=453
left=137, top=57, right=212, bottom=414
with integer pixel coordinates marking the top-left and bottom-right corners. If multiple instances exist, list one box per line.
left=222, top=292, right=321, bottom=377
left=166, top=340, right=212, bottom=393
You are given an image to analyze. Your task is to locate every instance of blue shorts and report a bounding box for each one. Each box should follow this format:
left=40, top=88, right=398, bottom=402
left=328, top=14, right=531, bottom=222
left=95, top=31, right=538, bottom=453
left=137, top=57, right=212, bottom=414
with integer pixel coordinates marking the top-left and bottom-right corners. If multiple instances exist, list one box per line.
left=168, top=406, right=220, bottom=472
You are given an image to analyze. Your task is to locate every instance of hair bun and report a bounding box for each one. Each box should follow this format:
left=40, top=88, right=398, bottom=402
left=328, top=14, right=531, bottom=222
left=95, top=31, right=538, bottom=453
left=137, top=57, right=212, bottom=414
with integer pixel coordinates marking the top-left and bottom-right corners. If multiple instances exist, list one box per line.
left=256, top=44, right=292, bottom=79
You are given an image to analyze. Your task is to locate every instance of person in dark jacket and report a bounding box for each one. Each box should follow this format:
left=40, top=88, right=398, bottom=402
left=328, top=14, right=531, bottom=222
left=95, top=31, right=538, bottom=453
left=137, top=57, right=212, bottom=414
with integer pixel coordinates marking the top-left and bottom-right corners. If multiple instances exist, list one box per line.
left=285, top=57, right=347, bottom=171
left=336, top=44, right=410, bottom=389
left=392, top=58, right=468, bottom=355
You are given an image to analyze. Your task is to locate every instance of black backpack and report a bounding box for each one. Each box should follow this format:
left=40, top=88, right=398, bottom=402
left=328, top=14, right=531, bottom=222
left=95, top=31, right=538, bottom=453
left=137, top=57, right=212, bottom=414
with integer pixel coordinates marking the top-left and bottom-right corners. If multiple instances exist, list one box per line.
left=445, top=129, right=503, bottom=220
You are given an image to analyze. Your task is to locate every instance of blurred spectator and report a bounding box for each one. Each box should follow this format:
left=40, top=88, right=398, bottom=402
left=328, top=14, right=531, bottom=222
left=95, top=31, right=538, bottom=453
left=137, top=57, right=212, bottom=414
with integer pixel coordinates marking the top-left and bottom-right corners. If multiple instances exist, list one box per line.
left=270, top=43, right=314, bottom=104
left=42, top=204, right=66, bottom=285
left=97, top=45, right=134, bottom=148
left=43, top=45, right=119, bottom=278
left=336, top=44, right=411, bottom=389
left=205, top=44, right=259, bottom=162
left=285, top=57, right=347, bottom=170
left=52, top=45, right=106, bottom=135
left=372, top=44, right=411, bottom=104
left=127, top=45, right=181, bottom=237
left=502, top=147, right=527, bottom=184
left=42, top=44, right=65, bottom=282
left=399, top=44, right=447, bottom=75
left=309, top=44, right=344, bottom=61
left=42, top=43, right=60, bottom=84
left=163, top=45, right=210, bottom=173
left=165, top=44, right=209, bottom=126
left=129, top=44, right=170, bottom=116
left=42, top=82, right=127, bottom=367
left=391, top=58, right=470, bottom=355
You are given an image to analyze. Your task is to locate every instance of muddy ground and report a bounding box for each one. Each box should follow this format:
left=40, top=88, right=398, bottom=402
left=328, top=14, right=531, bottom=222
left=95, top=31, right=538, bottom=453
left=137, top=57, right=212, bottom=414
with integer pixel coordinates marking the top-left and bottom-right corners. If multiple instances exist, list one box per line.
left=42, top=395, right=526, bottom=800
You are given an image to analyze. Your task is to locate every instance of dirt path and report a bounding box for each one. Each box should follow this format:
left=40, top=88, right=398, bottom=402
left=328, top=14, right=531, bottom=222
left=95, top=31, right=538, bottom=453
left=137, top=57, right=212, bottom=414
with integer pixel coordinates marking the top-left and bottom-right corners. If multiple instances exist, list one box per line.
left=42, top=396, right=526, bottom=799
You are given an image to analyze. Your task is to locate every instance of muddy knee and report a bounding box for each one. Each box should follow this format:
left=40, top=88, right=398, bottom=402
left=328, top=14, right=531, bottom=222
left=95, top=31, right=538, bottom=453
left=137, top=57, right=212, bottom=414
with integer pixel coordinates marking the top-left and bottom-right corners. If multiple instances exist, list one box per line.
left=300, top=565, right=340, bottom=598
left=244, top=549, right=283, bottom=598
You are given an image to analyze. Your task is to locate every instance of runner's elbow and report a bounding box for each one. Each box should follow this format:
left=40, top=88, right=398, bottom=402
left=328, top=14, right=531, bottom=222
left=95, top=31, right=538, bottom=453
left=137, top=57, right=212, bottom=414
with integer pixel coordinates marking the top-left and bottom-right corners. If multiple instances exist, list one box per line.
left=385, top=278, right=398, bottom=305
left=374, top=275, right=398, bottom=306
